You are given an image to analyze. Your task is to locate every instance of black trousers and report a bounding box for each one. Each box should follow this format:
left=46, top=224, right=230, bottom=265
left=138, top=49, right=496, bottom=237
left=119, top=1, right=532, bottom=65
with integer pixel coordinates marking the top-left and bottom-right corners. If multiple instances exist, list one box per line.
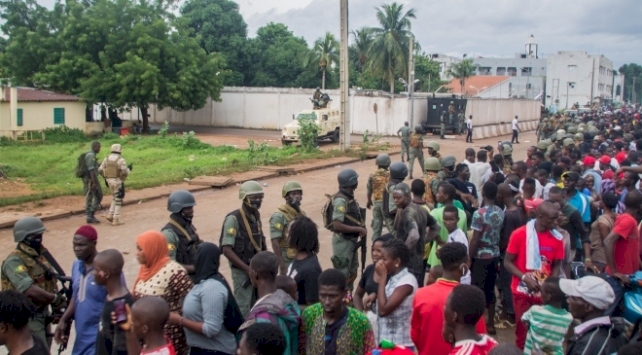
left=511, top=129, right=519, bottom=143
left=466, top=128, right=473, bottom=142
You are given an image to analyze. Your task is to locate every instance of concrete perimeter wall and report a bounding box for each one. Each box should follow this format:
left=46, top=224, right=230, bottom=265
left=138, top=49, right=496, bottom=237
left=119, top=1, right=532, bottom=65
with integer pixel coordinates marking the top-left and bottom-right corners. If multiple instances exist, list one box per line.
left=148, top=87, right=539, bottom=138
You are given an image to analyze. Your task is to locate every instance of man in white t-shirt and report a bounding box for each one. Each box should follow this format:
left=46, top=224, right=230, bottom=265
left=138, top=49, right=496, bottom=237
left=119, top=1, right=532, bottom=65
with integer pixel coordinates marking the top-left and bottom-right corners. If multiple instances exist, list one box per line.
left=466, top=115, right=474, bottom=143
left=511, top=115, right=520, bottom=144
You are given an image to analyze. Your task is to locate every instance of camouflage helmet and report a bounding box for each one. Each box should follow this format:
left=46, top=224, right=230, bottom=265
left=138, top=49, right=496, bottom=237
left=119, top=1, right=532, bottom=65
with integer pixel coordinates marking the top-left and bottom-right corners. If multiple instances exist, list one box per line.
left=567, top=126, right=577, bottom=134
left=111, top=143, right=122, bottom=153
left=239, top=180, right=264, bottom=200
left=337, top=168, right=359, bottom=188
left=281, top=181, right=302, bottom=198
left=587, top=127, right=600, bottom=136
left=536, top=140, right=549, bottom=150
left=502, top=144, right=513, bottom=156
left=414, top=125, right=423, bottom=133
left=624, top=133, right=634, bottom=142
left=563, top=138, right=575, bottom=147
left=389, top=162, right=408, bottom=180
left=574, top=133, right=584, bottom=141
left=424, top=157, right=441, bottom=171
left=440, top=155, right=457, bottom=168
left=426, top=141, right=440, bottom=151
left=375, top=154, right=391, bottom=168
left=13, top=216, right=46, bottom=243
left=556, top=129, right=566, bottom=136
left=167, top=190, right=196, bottom=213
left=577, top=127, right=585, bottom=133
left=550, top=133, right=558, bottom=142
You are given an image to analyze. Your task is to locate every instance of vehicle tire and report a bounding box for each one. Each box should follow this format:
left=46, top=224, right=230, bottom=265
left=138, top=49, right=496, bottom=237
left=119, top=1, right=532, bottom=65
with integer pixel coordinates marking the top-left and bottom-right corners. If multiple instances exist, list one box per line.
left=331, top=128, right=340, bottom=143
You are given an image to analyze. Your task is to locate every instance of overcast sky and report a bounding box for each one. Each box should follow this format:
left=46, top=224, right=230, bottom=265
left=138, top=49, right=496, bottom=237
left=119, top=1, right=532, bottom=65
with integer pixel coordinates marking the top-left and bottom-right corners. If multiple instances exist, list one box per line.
left=37, top=0, right=641, bottom=69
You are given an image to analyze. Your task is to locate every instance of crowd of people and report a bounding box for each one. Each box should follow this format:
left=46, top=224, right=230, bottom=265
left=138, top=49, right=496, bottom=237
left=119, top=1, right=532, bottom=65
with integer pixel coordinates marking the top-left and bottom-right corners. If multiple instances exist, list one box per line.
left=2, top=104, right=642, bottom=355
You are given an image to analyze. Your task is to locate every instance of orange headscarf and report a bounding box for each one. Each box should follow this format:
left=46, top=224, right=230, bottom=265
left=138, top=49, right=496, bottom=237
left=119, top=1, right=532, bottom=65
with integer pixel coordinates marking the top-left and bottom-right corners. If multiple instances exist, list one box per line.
left=134, top=230, right=170, bottom=288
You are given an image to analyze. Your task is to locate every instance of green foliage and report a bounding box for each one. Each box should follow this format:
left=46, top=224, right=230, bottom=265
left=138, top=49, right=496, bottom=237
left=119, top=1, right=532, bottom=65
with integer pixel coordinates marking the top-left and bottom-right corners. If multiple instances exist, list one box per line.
left=304, top=32, right=339, bottom=90
left=158, top=121, right=170, bottom=138
left=445, top=59, right=479, bottom=95
left=101, top=132, right=120, bottom=140
left=618, top=63, right=642, bottom=103
left=181, top=131, right=199, bottom=148
left=298, top=118, right=320, bottom=152
left=414, top=53, right=445, bottom=92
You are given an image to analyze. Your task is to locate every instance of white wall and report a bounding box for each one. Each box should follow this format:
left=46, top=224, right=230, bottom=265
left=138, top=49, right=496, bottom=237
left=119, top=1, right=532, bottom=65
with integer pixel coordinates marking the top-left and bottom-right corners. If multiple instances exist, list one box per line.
left=147, top=87, right=538, bottom=136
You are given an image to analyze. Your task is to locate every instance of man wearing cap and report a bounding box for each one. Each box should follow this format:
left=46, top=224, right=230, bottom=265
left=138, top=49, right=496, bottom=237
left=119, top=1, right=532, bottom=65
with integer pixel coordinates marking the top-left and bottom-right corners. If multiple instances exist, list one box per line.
left=98, top=143, right=131, bottom=226
left=581, top=156, right=602, bottom=194
left=54, top=225, right=107, bottom=355
left=561, top=276, right=628, bottom=355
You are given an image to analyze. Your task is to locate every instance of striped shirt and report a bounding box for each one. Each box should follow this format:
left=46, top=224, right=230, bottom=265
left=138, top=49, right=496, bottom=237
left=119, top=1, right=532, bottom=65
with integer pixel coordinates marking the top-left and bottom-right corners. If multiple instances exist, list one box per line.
left=522, top=304, right=573, bottom=355
left=449, top=335, right=497, bottom=355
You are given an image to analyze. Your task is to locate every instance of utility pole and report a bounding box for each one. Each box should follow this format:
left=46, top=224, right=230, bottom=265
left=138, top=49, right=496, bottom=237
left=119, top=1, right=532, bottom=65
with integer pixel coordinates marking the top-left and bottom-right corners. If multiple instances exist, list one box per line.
left=408, top=36, right=415, bottom=126
left=339, top=0, right=350, bottom=151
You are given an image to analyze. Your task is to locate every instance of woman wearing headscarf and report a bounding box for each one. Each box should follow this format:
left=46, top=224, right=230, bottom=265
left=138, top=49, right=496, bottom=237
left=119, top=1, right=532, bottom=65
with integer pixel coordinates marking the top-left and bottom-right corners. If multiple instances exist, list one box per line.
left=133, top=231, right=193, bottom=355
left=168, top=242, right=239, bottom=355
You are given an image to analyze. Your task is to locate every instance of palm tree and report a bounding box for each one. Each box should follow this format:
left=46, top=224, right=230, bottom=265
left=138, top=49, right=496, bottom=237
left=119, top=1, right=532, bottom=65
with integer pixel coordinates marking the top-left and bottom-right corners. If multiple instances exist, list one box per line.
left=445, top=59, right=479, bottom=95
left=367, top=2, right=416, bottom=94
left=306, top=32, right=339, bottom=89
left=350, top=28, right=373, bottom=70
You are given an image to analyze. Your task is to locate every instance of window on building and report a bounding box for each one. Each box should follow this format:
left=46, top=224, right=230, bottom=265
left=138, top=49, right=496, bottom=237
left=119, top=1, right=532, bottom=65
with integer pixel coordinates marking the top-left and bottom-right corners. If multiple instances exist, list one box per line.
left=479, top=67, right=492, bottom=75
left=507, top=67, right=517, bottom=76
left=17, top=108, right=23, bottom=127
left=496, top=67, right=506, bottom=76
left=568, top=65, right=577, bottom=72
left=521, top=67, right=532, bottom=76
left=54, top=108, right=65, bottom=125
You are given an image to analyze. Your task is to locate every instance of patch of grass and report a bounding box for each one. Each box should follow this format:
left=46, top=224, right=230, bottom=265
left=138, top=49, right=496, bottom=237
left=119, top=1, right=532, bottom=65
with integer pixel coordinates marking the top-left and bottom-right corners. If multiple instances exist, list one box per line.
left=0, top=135, right=331, bottom=207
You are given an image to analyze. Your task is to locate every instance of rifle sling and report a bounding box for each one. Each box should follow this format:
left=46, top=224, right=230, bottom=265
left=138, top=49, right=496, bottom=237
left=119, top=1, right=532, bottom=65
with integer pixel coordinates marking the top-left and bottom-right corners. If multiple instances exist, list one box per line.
left=240, top=208, right=262, bottom=251
left=168, top=219, right=192, bottom=242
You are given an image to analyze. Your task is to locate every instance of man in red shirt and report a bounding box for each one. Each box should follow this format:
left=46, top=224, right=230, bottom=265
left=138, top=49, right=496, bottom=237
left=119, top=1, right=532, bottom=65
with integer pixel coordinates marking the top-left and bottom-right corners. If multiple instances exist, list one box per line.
left=604, top=189, right=642, bottom=316
left=443, top=284, right=498, bottom=355
left=411, top=243, right=487, bottom=355
left=503, top=201, right=564, bottom=350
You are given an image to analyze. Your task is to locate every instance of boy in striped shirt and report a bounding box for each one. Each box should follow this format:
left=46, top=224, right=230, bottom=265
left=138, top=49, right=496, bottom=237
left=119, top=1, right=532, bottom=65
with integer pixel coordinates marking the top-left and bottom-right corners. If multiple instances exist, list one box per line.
left=521, top=277, right=573, bottom=355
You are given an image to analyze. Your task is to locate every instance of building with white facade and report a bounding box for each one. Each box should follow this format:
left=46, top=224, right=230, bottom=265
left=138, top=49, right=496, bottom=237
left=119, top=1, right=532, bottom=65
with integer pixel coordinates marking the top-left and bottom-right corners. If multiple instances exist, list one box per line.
left=545, top=51, right=615, bottom=111
left=430, top=53, right=461, bottom=81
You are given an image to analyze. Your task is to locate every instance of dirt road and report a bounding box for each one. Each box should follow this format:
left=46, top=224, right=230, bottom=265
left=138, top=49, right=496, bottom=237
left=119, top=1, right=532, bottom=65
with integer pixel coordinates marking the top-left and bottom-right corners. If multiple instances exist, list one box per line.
left=0, top=131, right=536, bottom=353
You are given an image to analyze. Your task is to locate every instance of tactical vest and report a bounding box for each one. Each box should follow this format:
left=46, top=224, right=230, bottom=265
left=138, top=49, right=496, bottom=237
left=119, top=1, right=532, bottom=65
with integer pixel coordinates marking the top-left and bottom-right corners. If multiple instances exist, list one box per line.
left=334, top=191, right=364, bottom=239
left=220, top=209, right=265, bottom=269
left=1, top=244, right=57, bottom=295
left=370, top=169, right=390, bottom=202
left=409, top=134, right=421, bottom=148
left=162, top=216, right=201, bottom=266
left=275, top=204, right=306, bottom=258
left=422, top=172, right=440, bottom=205
left=382, top=181, right=399, bottom=219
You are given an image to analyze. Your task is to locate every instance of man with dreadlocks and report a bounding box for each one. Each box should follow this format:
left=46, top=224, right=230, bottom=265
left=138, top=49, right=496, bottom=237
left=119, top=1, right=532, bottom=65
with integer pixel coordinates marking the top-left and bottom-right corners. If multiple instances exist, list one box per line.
left=220, top=180, right=268, bottom=318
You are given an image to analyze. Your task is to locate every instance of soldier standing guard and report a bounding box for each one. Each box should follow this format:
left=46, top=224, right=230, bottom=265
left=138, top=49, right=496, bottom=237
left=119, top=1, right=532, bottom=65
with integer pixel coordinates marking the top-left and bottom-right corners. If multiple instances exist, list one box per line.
left=408, top=125, right=425, bottom=180
left=329, top=168, right=367, bottom=296
left=439, top=156, right=457, bottom=182
left=383, top=162, right=409, bottom=233
left=162, top=190, right=202, bottom=276
left=270, top=181, right=306, bottom=275
left=422, top=157, right=442, bottom=208
left=501, top=144, right=514, bottom=175
left=397, top=122, right=411, bottom=162
left=448, top=101, right=456, bottom=132
left=366, top=154, right=391, bottom=240
left=220, top=181, right=267, bottom=318
left=458, top=111, right=466, bottom=135
left=83, top=141, right=103, bottom=224
left=98, top=143, right=130, bottom=226
left=1, top=217, right=65, bottom=349
left=440, top=111, right=447, bottom=139
left=426, top=141, right=442, bottom=160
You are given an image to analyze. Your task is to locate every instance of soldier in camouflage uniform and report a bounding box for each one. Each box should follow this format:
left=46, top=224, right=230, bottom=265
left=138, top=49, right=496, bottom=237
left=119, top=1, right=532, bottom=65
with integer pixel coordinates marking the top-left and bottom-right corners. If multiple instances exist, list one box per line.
left=501, top=144, right=514, bottom=175
left=270, top=181, right=306, bottom=275
left=1, top=217, right=64, bottom=349
left=408, top=126, right=425, bottom=179
left=83, top=141, right=103, bottom=224
left=426, top=141, right=442, bottom=160
left=439, top=156, right=457, bottom=182
left=220, top=181, right=267, bottom=317
left=367, top=154, right=391, bottom=240
left=330, top=168, right=367, bottom=293
left=98, top=143, right=130, bottom=226
left=448, top=101, right=456, bottom=131
left=457, top=111, right=466, bottom=135
left=422, top=157, right=442, bottom=209
left=440, top=111, right=447, bottom=139
left=162, top=190, right=202, bottom=277
left=397, top=122, right=411, bottom=162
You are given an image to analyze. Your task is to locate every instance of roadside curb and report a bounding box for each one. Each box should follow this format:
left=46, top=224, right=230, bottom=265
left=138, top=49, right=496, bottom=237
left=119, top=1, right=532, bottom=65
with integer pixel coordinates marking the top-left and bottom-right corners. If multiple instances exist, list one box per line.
left=0, top=149, right=399, bottom=229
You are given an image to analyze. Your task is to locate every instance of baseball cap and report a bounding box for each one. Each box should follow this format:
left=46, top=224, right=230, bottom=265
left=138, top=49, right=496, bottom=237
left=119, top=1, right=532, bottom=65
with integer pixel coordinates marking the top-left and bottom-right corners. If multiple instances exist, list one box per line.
left=615, top=151, right=627, bottom=164
left=583, top=156, right=596, bottom=166
left=602, top=169, right=614, bottom=180
left=562, top=171, right=580, bottom=182
left=599, top=155, right=611, bottom=165
left=559, top=276, right=615, bottom=310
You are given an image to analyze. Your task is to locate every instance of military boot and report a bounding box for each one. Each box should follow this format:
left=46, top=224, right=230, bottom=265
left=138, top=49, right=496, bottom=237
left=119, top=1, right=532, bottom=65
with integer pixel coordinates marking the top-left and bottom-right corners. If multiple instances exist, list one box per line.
left=112, top=218, right=124, bottom=226
left=105, top=213, right=114, bottom=222
left=87, top=212, right=100, bottom=224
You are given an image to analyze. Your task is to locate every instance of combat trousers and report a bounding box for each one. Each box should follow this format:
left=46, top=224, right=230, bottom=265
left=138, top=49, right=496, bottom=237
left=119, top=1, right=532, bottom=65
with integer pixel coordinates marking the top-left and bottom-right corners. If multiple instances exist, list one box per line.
left=440, top=123, right=446, bottom=137
left=331, top=234, right=359, bottom=291
left=231, top=267, right=256, bottom=318
left=371, top=201, right=385, bottom=240
left=408, top=148, right=424, bottom=178
left=29, top=311, right=51, bottom=350
left=83, top=178, right=103, bottom=214
left=400, top=139, right=410, bottom=161
left=107, top=178, right=124, bottom=219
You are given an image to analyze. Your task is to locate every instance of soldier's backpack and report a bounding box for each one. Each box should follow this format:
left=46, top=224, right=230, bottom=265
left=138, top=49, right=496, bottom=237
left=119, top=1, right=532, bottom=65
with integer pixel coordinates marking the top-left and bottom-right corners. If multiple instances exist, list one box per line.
left=409, top=134, right=420, bottom=148
left=75, top=152, right=88, bottom=178
left=322, top=194, right=336, bottom=232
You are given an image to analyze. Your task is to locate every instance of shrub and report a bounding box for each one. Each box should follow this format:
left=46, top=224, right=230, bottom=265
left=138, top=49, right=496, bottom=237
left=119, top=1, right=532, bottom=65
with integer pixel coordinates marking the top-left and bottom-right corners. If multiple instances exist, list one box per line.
left=298, top=118, right=320, bottom=151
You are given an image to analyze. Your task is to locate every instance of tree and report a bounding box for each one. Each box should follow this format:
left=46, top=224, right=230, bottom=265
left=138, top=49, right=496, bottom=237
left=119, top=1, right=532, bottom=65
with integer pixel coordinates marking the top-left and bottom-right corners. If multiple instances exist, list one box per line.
left=619, top=63, right=642, bottom=103
left=305, top=32, right=339, bottom=90
left=413, top=53, right=443, bottom=92
left=350, top=28, right=373, bottom=71
left=180, top=0, right=251, bottom=86
left=446, top=58, right=478, bottom=95
left=367, top=2, right=416, bottom=94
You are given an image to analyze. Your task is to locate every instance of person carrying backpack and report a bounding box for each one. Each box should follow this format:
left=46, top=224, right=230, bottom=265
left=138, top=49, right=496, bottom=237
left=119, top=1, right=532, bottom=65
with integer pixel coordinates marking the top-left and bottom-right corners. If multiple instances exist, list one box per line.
left=77, top=141, right=103, bottom=224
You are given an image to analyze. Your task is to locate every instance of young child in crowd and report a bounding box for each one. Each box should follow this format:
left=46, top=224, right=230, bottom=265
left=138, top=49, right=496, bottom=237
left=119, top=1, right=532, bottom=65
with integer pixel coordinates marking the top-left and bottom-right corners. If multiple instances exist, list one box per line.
left=94, top=249, right=134, bottom=355
left=443, top=205, right=471, bottom=284
left=123, top=296, right=175, bottom=355
left=521, top=277, right=573, bottom=355
left=276, top=275, right=298, bottom=301
left=426, top=265, right=443, bottom=286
